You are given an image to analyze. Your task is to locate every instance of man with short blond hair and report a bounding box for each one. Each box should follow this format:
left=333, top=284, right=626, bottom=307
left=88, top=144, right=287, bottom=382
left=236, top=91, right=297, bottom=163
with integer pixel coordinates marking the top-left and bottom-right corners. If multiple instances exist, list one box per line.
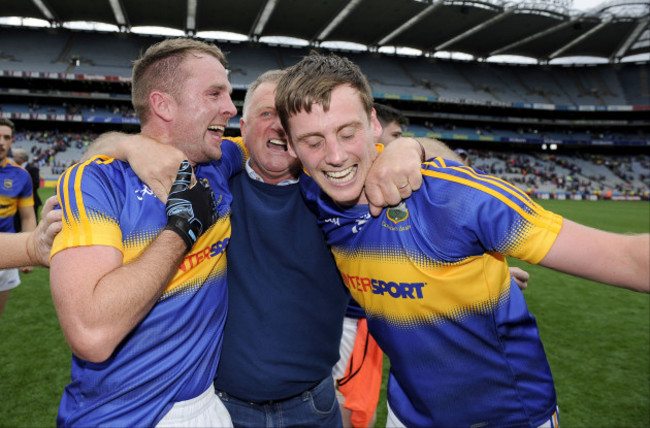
left=50, top=38, right=243, bottom=427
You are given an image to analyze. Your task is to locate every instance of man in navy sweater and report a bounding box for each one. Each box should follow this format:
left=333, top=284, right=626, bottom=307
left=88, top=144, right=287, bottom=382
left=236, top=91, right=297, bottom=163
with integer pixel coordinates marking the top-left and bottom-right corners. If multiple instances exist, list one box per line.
left=212, top=70, right=349, bottom=426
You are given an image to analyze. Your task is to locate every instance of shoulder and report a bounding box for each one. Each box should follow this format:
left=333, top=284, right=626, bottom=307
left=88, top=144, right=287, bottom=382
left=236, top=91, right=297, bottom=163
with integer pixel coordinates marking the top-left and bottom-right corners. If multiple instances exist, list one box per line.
left=421, top=157, right=529, bottom=203
left=58, top=156, right=130, bottom=193
left=2, top=161, right=31, bottom=186
left=221, top=137, right=246, bottom=160
left=3, top=159, right=29, bottom=175
left=62, top=155, right=123, bottom=176
left=298, top=172, right=328, bottom=209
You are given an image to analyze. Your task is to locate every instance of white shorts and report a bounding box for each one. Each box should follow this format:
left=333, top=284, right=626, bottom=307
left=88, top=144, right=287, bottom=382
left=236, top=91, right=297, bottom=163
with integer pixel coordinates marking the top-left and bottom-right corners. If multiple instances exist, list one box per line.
left=332, top=316, right=358, bottom=383
left=386, top=402, right=560, bottom=428
left=156, top=385, right=233, bottom=427
left=385, top=401, right=406, bottom=428
left=0, top=269, right=20, bottom=292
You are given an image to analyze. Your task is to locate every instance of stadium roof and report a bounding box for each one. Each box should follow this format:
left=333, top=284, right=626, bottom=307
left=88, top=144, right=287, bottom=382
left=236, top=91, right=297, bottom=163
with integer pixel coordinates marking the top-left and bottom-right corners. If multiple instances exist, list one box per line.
left=3, top=0, right=649, bottom=63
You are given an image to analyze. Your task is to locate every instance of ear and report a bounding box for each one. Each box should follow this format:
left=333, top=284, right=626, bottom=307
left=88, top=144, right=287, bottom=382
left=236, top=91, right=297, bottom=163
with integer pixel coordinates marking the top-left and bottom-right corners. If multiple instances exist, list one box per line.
left=240, top=117, right=247, bottom=140
left=150, top=91, right=175, bottom=122
left=370, top=109, right=382, bottom=140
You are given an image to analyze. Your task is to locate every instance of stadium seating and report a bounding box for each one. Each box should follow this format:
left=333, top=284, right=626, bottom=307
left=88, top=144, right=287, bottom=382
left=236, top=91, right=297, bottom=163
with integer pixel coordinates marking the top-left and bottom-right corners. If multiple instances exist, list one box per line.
left=1, top=26, right=648, bottom=198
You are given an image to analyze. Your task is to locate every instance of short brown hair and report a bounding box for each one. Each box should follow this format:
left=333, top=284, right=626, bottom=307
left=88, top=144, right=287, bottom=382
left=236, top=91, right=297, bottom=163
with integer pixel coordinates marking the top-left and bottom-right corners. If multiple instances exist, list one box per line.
left=374, top=103, right=408, bottom=128
left=275, top=52, right=374, bottom=137
left=0, top=118, right=15, bottom=136
left=131, top=38, right=228, bottom=124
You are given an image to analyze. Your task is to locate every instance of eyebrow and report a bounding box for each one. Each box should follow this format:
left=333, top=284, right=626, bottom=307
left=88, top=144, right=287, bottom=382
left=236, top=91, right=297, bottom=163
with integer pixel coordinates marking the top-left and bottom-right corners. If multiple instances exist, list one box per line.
left=209, top=83, right=232, bottom=94
left=295, top=120, right=363, bottom=142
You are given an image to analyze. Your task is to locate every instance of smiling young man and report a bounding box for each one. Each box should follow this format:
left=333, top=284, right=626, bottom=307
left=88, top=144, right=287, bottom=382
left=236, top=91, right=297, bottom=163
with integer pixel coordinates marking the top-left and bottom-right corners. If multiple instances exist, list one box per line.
left=49, top=38, right=245, bottom=427
left=275, top=52, right=650, bottom=428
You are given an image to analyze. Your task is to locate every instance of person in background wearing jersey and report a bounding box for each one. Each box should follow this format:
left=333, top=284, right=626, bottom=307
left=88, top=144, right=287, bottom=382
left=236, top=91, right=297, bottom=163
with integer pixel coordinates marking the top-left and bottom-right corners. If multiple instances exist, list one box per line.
left=0, top=118, right=37, bottom=318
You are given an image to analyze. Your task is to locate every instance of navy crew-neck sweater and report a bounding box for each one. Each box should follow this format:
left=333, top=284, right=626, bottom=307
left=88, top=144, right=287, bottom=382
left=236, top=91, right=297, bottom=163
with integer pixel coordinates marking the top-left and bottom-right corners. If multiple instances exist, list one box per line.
left=214, top=172, right=349, bottom=402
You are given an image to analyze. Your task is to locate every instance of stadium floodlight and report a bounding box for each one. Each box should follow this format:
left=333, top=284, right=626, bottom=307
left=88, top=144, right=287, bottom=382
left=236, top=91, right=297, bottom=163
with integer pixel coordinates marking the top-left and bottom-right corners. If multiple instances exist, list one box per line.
left=108, top=0, right=127, bottom=27
left=436, top=8, right=515, bottom=52
left=32, top=0, right=55, bottom=21
left=252, top=0, right=278, bottom=38
left=186, top=0, right=197, bottom=33
left=377, top=0, right=444, bottom=46
left=548, top=18, right=612, bottom=60
left=316, top=0, right=363, bottom=41
left=489, top=18, right=576, bottom=57
left=613, top=16, right=649, bottom=60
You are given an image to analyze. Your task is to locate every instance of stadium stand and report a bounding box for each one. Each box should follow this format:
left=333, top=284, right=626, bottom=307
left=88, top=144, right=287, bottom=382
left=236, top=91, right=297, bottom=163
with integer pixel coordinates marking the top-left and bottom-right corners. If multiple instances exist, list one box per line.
left=0, top=24, right=648, bottom=198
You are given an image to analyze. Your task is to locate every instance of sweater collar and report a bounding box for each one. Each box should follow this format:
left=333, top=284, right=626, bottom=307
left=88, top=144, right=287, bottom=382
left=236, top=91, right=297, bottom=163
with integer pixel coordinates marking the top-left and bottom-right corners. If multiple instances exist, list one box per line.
left=245, top=159, right=300, bottom=186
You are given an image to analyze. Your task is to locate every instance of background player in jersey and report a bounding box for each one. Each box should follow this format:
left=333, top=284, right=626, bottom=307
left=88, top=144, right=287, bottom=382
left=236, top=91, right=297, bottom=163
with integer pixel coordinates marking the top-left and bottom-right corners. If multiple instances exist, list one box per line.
left=275, top=52, right=650, bottom=428
left=11, top=147, right=42, bottom=220
left=374, top=103, right=409, bottom=146
left=0, top=118, right=37, bottom=318
left=49, top=38, right=244, bottom=427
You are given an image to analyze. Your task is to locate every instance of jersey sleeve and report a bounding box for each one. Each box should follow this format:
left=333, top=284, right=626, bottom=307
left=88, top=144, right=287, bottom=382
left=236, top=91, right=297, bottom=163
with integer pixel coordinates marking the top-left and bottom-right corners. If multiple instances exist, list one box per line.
left=52, top=156, right=125, bottom=257
left=420, top=158, right=563, bottom=265
left=219, top=137, right=247, bottom=178
left=16, top=169, right=34, bottom=208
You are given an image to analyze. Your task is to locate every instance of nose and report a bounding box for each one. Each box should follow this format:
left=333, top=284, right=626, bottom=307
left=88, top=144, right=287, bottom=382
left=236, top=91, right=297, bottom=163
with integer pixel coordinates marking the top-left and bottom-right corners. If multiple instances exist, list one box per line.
left=271, top=116, right=286, bottom=138
left=222, top=94, right=237, bottom=118
left=324, top=138, right=346, bottom=166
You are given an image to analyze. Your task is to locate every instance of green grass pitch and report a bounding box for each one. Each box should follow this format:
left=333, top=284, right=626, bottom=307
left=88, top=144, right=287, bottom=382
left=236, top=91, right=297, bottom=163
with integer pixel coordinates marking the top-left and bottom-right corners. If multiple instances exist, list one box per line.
left=1, top=189, right=648, bottom=427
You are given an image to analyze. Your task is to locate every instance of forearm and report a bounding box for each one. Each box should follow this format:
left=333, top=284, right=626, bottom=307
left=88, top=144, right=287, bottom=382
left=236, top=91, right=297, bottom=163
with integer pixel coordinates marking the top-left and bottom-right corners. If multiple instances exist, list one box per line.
left=613, top=233, right=650, bottom=292
left=16, top=207, right=38, bottom=273
left=0, top=233, right=34, bottom=268
left=568, top=235, right=649, bottom=293
left=540, top=219, right=650, bottom=293
left=413, top=137, right=462, bottom=163
left=82, top=132, right=185, bottom=202
left=20, top=213, right=37, bottom=233
left=81, top=131, right=133, bottom=162
left=51, top=230, right=188, bottom=362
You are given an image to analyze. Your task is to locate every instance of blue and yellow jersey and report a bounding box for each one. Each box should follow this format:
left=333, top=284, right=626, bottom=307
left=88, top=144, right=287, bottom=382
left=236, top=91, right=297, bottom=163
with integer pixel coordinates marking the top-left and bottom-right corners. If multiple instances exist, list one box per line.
left=301, top=157, right=563, bottom=427
left=0, top=158, right=34, bottom=233
left=52, top=138, right=245, bottom=427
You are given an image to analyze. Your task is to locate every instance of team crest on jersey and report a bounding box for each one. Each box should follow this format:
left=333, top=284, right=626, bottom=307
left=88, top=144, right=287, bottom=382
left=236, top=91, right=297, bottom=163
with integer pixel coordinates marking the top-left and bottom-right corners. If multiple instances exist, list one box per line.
left=386, top=202, right=409, bottom=224
left=3, top=178, right=13, bottom=189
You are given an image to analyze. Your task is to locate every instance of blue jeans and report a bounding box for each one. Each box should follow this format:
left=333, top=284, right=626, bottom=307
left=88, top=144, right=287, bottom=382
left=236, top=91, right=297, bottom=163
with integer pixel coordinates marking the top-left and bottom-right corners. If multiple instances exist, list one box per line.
left=215, top=376, right=342, bottom=428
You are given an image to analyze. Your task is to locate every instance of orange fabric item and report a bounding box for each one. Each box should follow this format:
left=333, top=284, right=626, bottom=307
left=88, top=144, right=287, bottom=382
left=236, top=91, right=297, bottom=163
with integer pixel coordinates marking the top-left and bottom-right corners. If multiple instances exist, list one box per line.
left=338, top=318, right=384, bottom=428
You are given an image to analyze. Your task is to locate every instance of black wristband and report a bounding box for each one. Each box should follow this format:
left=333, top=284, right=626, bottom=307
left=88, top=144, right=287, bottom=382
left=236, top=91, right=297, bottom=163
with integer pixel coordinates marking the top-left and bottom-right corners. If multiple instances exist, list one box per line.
left=164, top=219, right=194, bottom=254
